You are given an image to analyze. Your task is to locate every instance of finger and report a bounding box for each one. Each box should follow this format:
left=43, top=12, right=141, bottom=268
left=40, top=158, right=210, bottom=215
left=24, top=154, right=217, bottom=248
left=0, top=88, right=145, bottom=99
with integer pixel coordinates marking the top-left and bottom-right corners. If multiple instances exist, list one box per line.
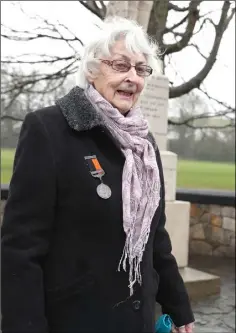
left=171, top=324, right=178, bottom=333
left=186, top=322, right=195, bottom=333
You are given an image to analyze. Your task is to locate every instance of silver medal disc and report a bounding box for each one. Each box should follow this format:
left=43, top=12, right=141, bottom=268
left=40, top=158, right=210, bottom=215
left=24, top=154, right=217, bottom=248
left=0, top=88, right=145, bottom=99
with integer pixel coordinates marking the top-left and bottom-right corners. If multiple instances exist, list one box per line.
left=96, top=183, right=112, bottom=199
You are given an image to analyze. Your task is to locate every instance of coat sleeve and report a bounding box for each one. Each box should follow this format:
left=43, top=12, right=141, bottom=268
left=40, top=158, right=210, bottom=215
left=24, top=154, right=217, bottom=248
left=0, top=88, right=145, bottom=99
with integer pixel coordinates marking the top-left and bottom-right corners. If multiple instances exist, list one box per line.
left=1, top=112, right=56, bottom=333
left=153, top=146, right=195, bottom=328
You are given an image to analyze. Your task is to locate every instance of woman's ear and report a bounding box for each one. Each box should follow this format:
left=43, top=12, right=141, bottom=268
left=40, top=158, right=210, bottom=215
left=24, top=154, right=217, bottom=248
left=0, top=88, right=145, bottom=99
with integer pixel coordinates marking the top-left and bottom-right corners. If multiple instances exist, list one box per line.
left=87, top=69, right=97, bottom=84
left=87, top=75, right=94, bottom=84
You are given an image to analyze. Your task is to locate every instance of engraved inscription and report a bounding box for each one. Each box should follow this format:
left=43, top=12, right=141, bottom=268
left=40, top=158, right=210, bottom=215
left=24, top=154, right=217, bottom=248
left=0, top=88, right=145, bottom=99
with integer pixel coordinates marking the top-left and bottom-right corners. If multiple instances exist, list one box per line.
left=139, top=76, right=169, bottom=149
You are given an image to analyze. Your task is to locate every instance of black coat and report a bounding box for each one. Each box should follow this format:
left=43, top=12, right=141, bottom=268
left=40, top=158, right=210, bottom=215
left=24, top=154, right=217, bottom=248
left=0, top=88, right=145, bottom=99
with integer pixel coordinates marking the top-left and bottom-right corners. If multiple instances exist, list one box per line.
left=1, top=87, right=194, bottom=333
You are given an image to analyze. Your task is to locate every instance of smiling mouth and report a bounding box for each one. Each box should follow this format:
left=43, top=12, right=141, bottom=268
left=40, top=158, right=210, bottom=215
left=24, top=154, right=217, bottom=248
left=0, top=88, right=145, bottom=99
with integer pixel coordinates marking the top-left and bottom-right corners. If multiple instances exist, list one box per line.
left=117, top=90, right=134, bottom=98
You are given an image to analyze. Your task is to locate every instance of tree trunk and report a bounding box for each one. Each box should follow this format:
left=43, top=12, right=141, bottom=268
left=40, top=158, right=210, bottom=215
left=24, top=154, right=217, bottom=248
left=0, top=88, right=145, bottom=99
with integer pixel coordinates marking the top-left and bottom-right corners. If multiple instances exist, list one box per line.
left=106, top=1, right=133, bottom=19
left=147, top=0, right=169, bottom=54
left=106, top=1, right=153, bottom=33
left=137, top=1, right=153, bottom=32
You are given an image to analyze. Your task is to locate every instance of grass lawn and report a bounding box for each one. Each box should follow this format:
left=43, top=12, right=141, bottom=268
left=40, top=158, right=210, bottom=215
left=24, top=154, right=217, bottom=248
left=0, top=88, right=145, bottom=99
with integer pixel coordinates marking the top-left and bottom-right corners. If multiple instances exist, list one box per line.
left=1, top=149, right=235, bottom=191
left=1, top=149, right=15, bottom=185
left=177, top=159, right=235, bottom=191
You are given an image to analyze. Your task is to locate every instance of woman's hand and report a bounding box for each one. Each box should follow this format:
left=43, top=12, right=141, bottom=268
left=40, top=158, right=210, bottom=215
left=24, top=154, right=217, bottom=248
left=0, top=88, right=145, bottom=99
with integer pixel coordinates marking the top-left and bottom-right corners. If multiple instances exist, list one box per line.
left=172, top=322, right=194, bottom=332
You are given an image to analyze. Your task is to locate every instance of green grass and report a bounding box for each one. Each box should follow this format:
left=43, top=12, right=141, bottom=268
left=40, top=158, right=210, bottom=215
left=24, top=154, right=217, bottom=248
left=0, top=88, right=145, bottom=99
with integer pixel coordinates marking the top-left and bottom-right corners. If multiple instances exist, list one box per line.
left=177, top=159, right=235, bottom=191
left=1, top=149, right=235, bottom=191
left=1, top=149, right=15, bottom=184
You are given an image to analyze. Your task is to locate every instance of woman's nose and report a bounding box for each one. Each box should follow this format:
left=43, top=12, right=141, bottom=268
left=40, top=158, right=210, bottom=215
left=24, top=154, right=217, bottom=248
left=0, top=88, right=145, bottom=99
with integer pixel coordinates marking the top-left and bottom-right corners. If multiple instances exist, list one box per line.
left=126, top=67, right=140, bottom=82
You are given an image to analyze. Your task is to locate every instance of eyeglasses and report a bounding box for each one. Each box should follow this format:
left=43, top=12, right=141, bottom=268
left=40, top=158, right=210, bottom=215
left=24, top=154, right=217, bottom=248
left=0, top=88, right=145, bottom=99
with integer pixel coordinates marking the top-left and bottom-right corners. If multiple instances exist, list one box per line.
left=99, top=59, right=153, bottom=77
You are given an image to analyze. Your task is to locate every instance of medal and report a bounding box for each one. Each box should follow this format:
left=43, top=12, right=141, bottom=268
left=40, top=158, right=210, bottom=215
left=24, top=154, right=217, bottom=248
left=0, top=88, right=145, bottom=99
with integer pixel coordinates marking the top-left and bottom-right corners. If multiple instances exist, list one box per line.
left=97, top=183, right=112, bottom=199
left=84, top=155, right=112, bottom=199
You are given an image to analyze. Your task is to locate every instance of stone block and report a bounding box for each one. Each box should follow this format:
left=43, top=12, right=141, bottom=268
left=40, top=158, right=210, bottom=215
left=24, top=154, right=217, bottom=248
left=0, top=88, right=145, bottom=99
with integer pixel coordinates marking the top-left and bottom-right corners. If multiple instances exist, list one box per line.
left=210, top=204, right=221, bottom=216
left=232, top=208, right=235, bottom=219
left=223, top=217, right=235, bottom=232
left=221, top=206, right=235, bottom=219
left=190, top=216, right=198, bottom=225
left=201, top=212, right=211, bottom=224
left=179, top=267, right=221, bottom=301
left=190, top=204, right=203, bottom=219
left=223, top=229, right=234, bottom=246
left=1, top=200, right=6, bottom=213
left=189, top=240, right=212, bottom=255
left=139, top=75, right=169, bottom=151
left=230, top=236, right=235, bottom=248
left=212, top=245, right=235, bottom=258
left=190, top=223, right=205, bottom=240
left=160, top=151, right=177, bottom=202
left=230, top=237, right=236, bottom=258
left=198, top=204, right=209, bottom=212
left=204, top=225, right=232, bottom=246
left=154, top=135, right=167, bottom=153
left=210, top=214, right=222, bottom=227
left=165, top=200, right=190, bottom=268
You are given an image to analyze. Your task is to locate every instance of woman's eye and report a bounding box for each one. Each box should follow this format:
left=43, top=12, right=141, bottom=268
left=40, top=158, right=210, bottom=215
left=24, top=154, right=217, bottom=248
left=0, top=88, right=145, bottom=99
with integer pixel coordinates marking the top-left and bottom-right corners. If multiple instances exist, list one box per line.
left=136, top=67, right=145, bottom=74
left=114, top=62, right=130, bottom=71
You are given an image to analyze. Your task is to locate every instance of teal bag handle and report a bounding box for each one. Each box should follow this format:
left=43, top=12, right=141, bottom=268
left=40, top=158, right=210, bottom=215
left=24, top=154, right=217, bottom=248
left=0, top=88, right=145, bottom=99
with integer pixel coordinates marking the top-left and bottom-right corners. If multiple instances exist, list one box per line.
left=155, top=314, right=172, bottom=333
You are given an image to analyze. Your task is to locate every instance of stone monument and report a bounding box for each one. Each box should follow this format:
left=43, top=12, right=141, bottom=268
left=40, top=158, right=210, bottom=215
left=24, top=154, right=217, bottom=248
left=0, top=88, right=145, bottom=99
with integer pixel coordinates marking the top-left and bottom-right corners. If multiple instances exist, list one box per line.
left=139, top=75, right=220, bottom=299
left=139, top=75, right=190, bottom=267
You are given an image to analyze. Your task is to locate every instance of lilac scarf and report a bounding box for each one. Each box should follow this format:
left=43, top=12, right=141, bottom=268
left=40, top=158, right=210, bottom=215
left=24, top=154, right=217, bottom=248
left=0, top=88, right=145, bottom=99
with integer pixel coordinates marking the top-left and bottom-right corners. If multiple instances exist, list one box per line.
left=86, top=85, right=161, bottom=295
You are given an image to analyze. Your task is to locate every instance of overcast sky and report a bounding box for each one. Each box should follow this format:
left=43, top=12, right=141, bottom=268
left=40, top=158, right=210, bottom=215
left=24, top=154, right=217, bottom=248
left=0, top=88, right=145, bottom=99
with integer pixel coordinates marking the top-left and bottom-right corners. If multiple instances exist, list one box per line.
left=1, top=1, right=235, bottom=109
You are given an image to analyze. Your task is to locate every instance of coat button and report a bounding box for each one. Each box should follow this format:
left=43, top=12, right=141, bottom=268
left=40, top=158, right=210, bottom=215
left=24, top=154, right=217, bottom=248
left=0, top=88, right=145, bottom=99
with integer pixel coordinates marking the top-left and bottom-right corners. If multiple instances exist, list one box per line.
left=132, top=300, right=141, bottom=311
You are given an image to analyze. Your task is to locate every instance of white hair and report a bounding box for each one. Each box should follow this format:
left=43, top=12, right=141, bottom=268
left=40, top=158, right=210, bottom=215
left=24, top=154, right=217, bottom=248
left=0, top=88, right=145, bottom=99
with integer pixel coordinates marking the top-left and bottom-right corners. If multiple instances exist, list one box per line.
left=77, top=17, right=162, bottom=89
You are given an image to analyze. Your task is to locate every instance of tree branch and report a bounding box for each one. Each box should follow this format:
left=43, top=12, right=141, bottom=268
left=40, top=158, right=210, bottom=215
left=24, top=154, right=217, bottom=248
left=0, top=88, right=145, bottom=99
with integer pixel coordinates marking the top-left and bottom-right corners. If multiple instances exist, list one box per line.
left=170, top=121, right=233, bottom=129
left=99, top=1, right=106, bottom=14
left=193, top=17, right=216, bottom=36
left=2, top=88, right=23, bottom=112
left=169, top=1, right=235, bottom=98
left=168, top=2, right=189, bottom=12
left=164, top=0, right=202, bottom=55
left=2, top=55, right=75, bottom=64
left=168, top=109, right=234, bottom=129
left=189, top=43, right=207, bottom=60
left=164, top=12, right=189, bottom=33
left=17, top=77, right=67, bottom=95
left=1, top=20, right=83, bottom=47
left=1, top=115, right=24, bottom=122
left=79, top=1, right=105, bottom=19
left=198, top=87, right=235, bottom=113
left=2, top=60, right=78, bottom=95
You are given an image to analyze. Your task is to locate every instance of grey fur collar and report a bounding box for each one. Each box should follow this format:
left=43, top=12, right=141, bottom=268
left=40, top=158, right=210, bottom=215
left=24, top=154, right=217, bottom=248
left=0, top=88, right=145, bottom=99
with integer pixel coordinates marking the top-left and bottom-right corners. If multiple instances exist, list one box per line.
left=56, top=86, right=104, bottom=132
left=56, top=86, right=157, bottom=149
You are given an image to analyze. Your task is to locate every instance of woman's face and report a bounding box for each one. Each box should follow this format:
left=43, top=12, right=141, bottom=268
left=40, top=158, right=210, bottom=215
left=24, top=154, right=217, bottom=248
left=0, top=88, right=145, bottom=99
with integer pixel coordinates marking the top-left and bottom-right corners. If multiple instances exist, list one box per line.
left=90, top=39, right=146, bottom=114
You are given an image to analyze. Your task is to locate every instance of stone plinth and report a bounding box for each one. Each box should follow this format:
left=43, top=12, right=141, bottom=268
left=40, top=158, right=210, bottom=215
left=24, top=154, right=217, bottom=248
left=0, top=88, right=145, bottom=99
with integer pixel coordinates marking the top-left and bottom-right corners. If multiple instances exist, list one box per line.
left=180, top=267, right=221, bottom=301
left=165, top=201, right=190, bottom=268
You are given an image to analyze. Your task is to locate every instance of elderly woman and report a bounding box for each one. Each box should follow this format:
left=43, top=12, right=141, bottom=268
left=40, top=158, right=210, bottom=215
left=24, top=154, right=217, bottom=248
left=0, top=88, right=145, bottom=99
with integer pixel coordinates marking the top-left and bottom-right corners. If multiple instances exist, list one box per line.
left=1, top=18, right=194, bottom=333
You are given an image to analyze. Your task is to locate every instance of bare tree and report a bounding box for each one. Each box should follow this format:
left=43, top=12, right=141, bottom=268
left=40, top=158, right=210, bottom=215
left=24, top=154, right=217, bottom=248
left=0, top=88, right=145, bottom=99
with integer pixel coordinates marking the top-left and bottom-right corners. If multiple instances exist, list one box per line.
left=1, top=1, right=235, bottom=127
left=82, top=1, right=235, bottom=97
left=168, top=92, right=235, bottom=162
left=1, top=66, right=75, bottom=122
left=168, top=91, right=233, bottom=130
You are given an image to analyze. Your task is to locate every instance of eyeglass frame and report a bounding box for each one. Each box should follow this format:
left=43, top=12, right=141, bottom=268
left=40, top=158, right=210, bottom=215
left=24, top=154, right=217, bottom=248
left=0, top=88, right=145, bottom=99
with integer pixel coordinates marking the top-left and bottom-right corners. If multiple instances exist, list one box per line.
left=99, top=59, right=153, bottom=77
